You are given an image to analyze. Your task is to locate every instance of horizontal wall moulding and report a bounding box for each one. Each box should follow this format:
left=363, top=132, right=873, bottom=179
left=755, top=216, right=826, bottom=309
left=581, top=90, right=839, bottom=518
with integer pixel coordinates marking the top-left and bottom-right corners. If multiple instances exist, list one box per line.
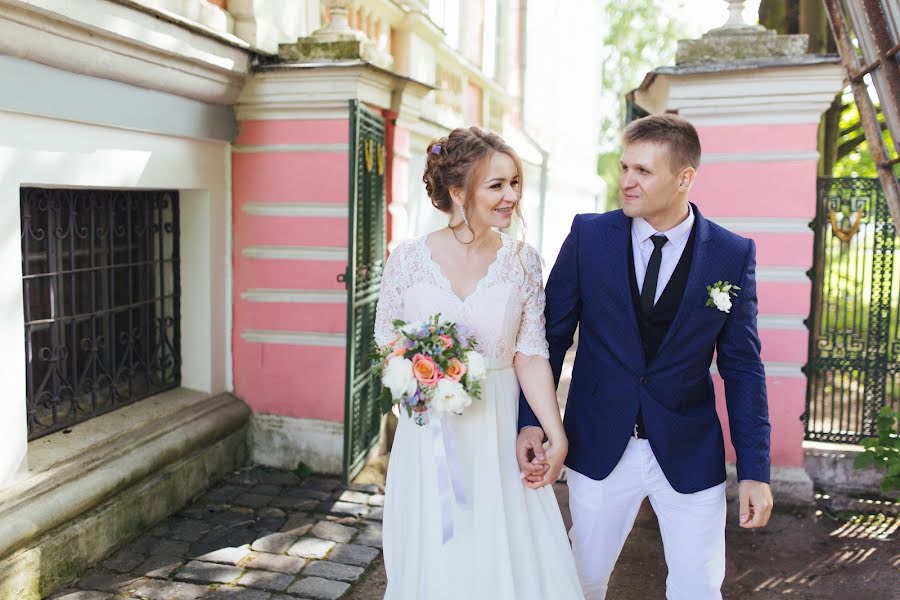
left=232, top=143, right=349, bottom=153
left=711, top=217, right=811, bottom=234
left=240, top=203, right=349, bottom=218
left=241, top=245, right=348, bottom=261
left=758, top=314, right=807, bottom=330
left=240, top=289, right=347, bottom=303
left=710, top=361, right=804, bottom=378
left=757, top=265, right=809, bottom=282
left=240, top=329, right=346, bottom=347
left=702, top=150, right=820, bottom=164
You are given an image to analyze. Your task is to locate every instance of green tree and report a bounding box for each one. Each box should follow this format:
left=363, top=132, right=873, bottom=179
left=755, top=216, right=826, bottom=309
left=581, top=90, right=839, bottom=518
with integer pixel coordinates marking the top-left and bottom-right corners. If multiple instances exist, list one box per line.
left=596, top=1, right=685, bottom=211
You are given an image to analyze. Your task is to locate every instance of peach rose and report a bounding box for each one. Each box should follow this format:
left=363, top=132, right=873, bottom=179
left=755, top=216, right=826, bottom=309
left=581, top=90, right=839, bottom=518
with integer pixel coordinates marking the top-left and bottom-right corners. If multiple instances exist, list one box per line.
left=444, top=357, right=467, bottom=382
left=388, top=346, right=406, bottom=361
left=438, top=335, right=454, bottom=350
left=412, top=353, right=441, bottom=386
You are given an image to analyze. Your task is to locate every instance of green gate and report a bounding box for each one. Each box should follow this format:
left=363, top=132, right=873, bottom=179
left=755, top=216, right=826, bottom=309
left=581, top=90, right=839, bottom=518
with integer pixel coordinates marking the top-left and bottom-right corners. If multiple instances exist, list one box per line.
left=343, top=101, right=387, bottom=482
left=806, top=177, right=900, bottom=443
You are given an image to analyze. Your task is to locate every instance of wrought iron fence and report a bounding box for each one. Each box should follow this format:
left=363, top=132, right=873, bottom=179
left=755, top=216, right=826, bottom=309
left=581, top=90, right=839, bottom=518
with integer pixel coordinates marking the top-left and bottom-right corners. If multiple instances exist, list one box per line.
left=21, top=188, right=181, bottom=440
left=806, top=177, right=900, bottom=443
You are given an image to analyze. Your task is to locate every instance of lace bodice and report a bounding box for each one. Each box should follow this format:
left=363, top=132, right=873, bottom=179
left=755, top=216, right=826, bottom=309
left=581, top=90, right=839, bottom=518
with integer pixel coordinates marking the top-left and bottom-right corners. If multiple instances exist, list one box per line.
left=374, top=232, right=550, bottom=360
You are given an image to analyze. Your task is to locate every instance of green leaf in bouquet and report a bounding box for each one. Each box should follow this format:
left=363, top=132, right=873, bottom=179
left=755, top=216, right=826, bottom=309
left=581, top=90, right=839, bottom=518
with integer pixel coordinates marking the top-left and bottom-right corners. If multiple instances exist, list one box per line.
left=379, top=387, right=394, bottom=415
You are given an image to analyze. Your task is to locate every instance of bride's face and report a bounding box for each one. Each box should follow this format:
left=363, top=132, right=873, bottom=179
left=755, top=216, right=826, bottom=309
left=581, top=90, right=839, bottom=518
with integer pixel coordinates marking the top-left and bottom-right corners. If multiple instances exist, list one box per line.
left=463, top=152, right=520, bottom=231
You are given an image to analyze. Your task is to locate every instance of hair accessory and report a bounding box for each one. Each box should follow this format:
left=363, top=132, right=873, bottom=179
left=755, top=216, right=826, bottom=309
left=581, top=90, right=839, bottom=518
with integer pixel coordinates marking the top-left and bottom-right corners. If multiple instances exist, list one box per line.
left=431, top=144, right=442, bottom=155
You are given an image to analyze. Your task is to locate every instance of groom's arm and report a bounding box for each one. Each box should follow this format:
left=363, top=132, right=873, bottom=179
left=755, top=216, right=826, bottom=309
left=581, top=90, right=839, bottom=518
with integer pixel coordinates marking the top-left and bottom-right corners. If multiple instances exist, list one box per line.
left=518, top=215, right=583, bottom=431
left=715, top=239, right=771, bottom=485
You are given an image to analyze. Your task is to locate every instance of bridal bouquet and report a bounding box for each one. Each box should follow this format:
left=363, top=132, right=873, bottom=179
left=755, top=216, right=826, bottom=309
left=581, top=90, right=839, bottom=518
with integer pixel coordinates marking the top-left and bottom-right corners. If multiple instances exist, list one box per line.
left=376, top=314, right=486, bottom=425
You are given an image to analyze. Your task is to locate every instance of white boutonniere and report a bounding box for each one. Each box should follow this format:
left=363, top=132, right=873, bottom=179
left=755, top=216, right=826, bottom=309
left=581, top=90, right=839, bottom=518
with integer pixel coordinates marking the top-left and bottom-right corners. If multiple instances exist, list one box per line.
left=706, top=280, right=740, bottom=313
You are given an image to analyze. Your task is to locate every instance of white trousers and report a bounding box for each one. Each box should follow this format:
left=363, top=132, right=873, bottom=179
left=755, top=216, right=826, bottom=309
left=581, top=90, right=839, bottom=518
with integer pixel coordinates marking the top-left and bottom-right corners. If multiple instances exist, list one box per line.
left=567, top=438, right=726, bottom=600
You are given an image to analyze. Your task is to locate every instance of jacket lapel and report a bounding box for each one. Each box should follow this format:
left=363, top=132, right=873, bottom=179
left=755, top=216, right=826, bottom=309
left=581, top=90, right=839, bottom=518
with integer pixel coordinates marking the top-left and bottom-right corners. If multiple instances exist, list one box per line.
left=594, top=211, right=646, bottom=369
left=654, top=202, right=713, bottom=360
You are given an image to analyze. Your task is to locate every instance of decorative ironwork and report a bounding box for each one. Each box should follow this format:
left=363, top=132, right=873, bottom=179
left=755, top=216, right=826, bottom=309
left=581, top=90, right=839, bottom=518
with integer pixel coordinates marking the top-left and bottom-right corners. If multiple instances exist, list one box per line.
left=806, top=178, right=900, bottom=443
left=21, top=188, right=181, bottom=440
left=343, top=101, right=387, bottom=482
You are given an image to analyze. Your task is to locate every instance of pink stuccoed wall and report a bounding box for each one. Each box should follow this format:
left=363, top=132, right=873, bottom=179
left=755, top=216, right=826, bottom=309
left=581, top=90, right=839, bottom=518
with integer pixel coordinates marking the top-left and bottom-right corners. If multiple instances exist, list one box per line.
left=695, top=123, right=817, bottom=469
left=232, top=119, right=350, bottom=423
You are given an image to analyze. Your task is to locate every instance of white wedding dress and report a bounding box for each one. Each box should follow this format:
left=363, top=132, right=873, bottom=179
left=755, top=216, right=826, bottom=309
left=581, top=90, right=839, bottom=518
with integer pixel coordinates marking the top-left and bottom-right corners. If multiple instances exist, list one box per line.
left=375, top=232, right=584, bottom=600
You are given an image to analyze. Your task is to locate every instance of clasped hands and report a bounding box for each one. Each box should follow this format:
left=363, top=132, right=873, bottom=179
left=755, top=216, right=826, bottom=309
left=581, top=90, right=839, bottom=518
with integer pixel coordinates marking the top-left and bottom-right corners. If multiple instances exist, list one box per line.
left=516, top=426, right=567, bottom=489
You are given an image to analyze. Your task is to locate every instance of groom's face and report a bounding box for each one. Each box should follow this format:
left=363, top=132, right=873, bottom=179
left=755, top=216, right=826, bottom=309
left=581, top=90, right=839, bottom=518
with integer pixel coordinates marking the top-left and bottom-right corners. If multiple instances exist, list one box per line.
left=619, top=141, right=687, bottom=227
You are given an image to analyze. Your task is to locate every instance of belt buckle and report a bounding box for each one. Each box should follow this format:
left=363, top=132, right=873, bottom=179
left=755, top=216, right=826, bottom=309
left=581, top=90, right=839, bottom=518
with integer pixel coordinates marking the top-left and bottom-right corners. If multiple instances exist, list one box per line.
left=633, top=423, right=639, bottom=439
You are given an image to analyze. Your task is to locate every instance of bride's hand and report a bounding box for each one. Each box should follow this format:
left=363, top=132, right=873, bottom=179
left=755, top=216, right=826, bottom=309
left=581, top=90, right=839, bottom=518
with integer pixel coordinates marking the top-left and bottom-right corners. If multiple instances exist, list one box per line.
left=531, top=436, right=568, bottom=490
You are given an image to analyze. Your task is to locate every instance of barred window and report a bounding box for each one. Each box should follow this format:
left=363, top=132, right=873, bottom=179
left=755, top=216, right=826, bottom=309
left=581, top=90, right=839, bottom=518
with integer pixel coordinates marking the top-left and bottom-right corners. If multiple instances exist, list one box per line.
left=21, top=188, right=181, bottom=439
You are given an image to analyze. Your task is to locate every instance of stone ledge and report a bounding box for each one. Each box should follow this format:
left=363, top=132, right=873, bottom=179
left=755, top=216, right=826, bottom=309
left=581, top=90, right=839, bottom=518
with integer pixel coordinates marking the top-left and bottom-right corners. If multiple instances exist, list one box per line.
left=725, top=464, right=814, bottom=507
left=0, top=391, right=251, bottom=599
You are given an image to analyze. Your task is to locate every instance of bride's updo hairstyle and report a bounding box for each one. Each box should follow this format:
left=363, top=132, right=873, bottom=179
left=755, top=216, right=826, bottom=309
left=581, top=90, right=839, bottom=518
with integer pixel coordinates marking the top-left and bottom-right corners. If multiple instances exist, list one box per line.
left=423, top=126, right=525, bottom=241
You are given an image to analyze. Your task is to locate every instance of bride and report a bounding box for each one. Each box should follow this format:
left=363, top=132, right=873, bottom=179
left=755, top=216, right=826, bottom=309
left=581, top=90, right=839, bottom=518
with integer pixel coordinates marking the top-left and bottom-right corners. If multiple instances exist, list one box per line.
left=374, top=127, right=584, bottom=599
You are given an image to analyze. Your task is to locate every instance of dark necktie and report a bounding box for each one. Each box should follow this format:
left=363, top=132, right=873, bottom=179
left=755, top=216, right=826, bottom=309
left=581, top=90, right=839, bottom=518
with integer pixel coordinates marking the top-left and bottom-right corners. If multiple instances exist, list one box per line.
left=640, top=235, right=668, bottom=314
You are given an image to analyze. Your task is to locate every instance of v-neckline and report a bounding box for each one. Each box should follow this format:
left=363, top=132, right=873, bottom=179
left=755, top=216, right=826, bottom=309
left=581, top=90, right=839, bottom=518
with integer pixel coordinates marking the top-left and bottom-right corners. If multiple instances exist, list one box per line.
left=421, top=232, right=508, bottom=304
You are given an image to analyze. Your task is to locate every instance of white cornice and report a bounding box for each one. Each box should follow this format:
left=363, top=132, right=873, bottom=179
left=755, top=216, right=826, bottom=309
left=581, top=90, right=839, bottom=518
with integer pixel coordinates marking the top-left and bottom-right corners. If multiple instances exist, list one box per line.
left=636, top=62, right=845, bottom=126
left=0, top=0, right=251, bottom=105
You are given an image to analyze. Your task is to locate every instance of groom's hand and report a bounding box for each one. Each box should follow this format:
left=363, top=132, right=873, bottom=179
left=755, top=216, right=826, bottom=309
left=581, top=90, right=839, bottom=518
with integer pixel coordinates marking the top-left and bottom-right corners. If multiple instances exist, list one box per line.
left=516, top=426, right=549, bottom=488
left=738, top=480, right=773, bottom=528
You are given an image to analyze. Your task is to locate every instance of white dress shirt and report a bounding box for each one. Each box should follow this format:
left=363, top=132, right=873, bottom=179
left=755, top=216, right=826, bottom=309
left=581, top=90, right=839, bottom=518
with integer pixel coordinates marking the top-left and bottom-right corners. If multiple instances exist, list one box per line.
left=631, top=205, right=695, bottom=306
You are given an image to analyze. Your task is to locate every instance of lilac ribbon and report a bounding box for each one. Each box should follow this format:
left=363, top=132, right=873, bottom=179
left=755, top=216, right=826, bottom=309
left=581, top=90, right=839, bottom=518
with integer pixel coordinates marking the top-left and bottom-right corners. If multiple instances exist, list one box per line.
left=430, top=413, right=471, bottom=544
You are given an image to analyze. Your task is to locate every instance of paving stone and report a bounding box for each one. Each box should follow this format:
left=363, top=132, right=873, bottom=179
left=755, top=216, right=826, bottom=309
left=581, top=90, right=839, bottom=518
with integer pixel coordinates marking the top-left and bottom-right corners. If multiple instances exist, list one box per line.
left=234, top=493, right=272, bottom=509
left=285, top=488, right=332, bottom=501
left=205, top=586, right=272, bottom=600
left=253, top=516, right=287, bottom=533
left=279, top=514, right=315, bottom=536
left=209, top=509, right=256, bottom=528
left=77, top=573, right=145, bottom=594
left=131, top=579, right=209, bottom=600
left=242, top=552, right=306, bottom=575
left=147, top=538, right=191, bottom=556
left=347, top=483, right=381, bottom=493
left=175, top=560, right=243, bottom=584
left=257, top=471, right=300, bottom=486
left=250, top=533, right=297, bottom=554
left=304, top=477, right=341, bottom=492
left=204, top=484, right=244, bottom=503
left=367, top=494, right=385, bottom=507
left=195, top=545, right=252, bottom=566
left=286, top=576, right=350, bottom=600
left=333, top=490, right=370, bottom=504
left=131, top=554, right=184, bottom=578
left=319, top=501, right=369, bottom=518
left=226, top=471, right=261, bottom=486
left=237, top=569, right=294, bottom=591
left=201, top=526, right=258, bottom=550
left=327, top=543, right=379, bottom=568
left=287, top=537, right=335, bottom=560
left=179, top=506, right=215, bottom=520
left=365, top=507, right=384, bottom=522
left=310, top=521, right=356, bottom=544
left=257, top=507, right=286, bottom=519
left=171, top=519, right=213, bottom=542
left=269, top=496, right=318, bottom=511
left=302, top=560, right=365, bottom=582
left=354, top=523, right=382, bottom=548
left=49, top=590, right=112, bottom=600
left=101, top=551, right=145, bottom=574
left=254, top=484, right=283, bottom=496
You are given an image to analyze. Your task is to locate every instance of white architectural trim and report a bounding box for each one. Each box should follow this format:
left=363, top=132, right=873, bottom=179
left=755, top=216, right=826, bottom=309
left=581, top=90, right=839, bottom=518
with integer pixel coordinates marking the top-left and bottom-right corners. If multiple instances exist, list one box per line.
left=250, top=414, right=343, bottom=474
left=241, top=245, right=348, bottom=261
left=711, top=361, right=804, bottom=377
left=758, top=314, right=807, bottom=330
left=232, top=143, right=350, bottom=153
left=711, top=217, right=811, bottom=234
left=241, top=203, right=349, bottom=218
left=0, top=0, right=250, bottom=104
left=702, top=150, right=820, bottom=164
left=240, top=330, right=346, bottom=347
left=240, top=289, right=347, bottom=304
left=757, top=265, right=810, bottom=283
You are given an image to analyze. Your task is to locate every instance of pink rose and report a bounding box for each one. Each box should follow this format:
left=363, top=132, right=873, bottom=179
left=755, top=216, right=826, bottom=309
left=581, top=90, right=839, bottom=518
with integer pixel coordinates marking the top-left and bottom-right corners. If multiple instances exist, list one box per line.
left=412, top=353, right=441, bottom=386
left=438, top=335, right=454, bottom=350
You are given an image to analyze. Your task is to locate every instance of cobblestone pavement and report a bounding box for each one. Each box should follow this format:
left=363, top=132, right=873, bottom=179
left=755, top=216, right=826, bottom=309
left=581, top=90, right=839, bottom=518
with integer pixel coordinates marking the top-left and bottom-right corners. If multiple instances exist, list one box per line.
left=50, top=466, right=384, bottom=600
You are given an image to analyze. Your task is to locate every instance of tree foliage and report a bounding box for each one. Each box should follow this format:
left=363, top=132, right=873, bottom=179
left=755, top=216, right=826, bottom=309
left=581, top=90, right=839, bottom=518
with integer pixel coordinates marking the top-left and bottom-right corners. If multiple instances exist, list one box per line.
left=596, top=1, right=684, bottom=210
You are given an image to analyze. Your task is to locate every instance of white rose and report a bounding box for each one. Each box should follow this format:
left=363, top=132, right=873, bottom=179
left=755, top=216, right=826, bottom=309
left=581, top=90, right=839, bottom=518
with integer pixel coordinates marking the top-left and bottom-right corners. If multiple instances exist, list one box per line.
left=465, top=351, right=486, bottom=381
left=382, top=356, right=417, bottom=400
left=432, top=378, right=472, bottom=414
left=712, top=290, right=732, bottom=313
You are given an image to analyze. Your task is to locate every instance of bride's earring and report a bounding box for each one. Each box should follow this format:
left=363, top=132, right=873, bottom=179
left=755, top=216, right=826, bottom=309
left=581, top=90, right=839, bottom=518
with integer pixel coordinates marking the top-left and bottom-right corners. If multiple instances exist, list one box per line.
left=458, top=204, right=470, bottom=228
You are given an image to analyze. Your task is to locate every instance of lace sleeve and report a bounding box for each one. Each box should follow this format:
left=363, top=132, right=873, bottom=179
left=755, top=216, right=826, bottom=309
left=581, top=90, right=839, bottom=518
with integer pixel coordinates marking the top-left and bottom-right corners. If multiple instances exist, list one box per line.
left=374, top=242, right=408, bottom=347
left=515, top=243, right=550, bottom=358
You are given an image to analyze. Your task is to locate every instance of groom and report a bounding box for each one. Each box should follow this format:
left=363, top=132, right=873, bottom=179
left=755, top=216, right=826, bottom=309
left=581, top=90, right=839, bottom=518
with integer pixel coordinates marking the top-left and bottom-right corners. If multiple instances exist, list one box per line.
left=517, top=114, right=773, bottom=599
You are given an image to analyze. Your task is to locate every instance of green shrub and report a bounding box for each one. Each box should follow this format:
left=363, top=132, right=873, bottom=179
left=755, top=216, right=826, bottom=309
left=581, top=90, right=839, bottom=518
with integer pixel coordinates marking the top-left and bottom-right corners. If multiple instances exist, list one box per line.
left=853, top=406, right=900, bottom=495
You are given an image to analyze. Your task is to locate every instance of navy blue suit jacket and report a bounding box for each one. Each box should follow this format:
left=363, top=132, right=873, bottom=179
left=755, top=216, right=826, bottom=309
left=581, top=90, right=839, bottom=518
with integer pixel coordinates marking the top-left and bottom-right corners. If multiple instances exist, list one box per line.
left=518, top=204, right=771, bottom=493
